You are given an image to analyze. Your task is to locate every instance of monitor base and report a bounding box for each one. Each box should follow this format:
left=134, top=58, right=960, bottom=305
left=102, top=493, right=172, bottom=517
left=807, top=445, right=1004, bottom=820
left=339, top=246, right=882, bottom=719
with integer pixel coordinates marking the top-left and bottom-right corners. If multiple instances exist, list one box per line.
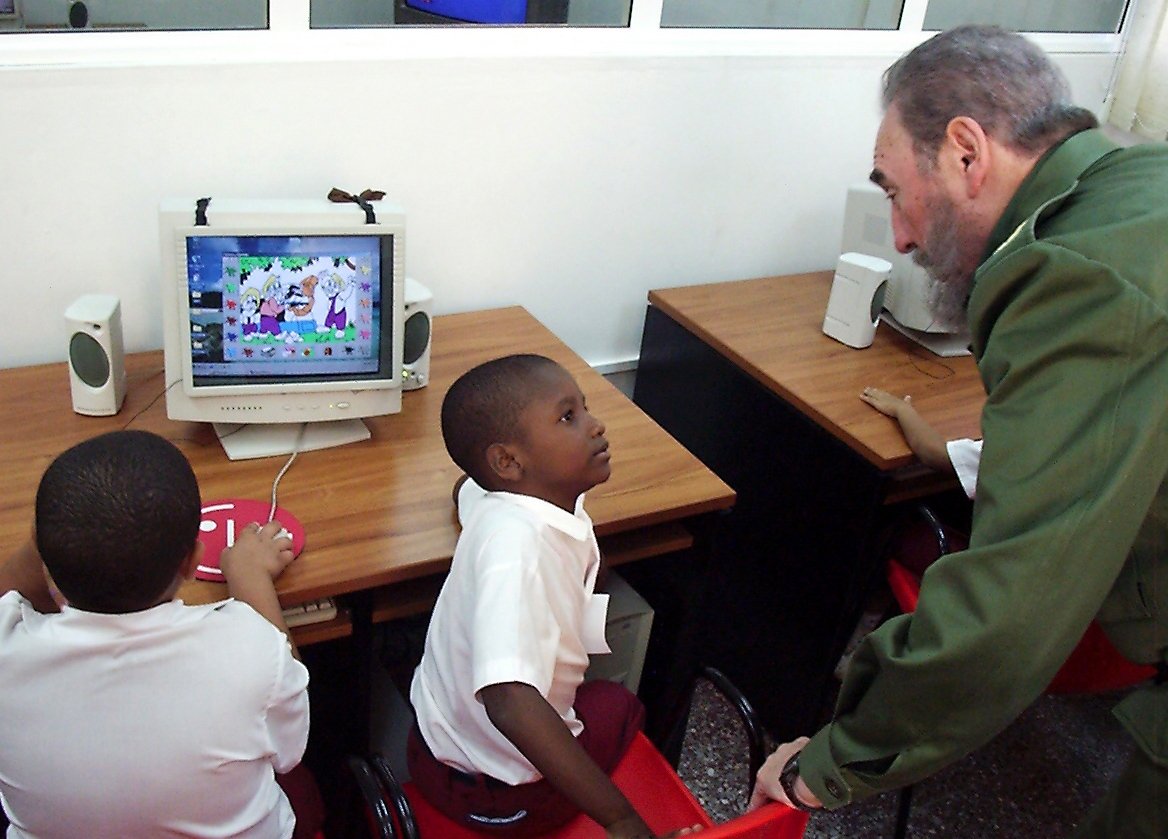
left=213, top=420, right=372, bottom=461
left=880, top=314, right=972, bottom=358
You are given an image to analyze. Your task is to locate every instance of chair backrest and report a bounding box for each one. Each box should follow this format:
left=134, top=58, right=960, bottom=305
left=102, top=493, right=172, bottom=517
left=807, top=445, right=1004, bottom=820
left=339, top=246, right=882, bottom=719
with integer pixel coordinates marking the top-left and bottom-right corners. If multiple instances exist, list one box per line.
left=347, top=755, right=418, bottom=839
left=885, top=504, right=1156, bottom=696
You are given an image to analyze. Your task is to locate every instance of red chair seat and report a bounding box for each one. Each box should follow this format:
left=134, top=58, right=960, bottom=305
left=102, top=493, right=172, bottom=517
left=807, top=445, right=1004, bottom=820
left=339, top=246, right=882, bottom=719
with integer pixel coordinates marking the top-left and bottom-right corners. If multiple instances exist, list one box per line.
left=402, top=731, right=808, bottom=838
left=886, top=558, right=1155, bottom=695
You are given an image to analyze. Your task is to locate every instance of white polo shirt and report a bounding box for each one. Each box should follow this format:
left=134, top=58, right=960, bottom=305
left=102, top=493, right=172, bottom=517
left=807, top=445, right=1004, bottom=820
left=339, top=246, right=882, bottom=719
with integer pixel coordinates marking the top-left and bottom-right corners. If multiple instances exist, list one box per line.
left=410, top=479, right=611, bottom=785
left=0, top=592, right=309, bottom=839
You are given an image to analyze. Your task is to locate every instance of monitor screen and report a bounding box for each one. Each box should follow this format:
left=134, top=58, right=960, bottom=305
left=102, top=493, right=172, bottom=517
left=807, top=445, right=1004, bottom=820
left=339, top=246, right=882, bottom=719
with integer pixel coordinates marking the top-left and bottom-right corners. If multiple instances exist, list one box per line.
left=182, top=233, right=393, bottom=387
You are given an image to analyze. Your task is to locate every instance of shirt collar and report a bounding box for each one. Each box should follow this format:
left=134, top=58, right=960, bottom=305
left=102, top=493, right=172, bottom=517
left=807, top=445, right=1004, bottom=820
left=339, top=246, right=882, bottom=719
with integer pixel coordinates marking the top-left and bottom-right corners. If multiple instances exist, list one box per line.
left=488, top=490, right=592, bottom=541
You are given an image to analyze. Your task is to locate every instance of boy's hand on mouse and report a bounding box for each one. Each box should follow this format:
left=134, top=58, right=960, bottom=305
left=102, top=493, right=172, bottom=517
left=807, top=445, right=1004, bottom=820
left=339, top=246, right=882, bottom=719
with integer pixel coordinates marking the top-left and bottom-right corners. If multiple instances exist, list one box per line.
left=220, top=520, right=296, bottom=586
left=220, top=521, right=301, bottom=658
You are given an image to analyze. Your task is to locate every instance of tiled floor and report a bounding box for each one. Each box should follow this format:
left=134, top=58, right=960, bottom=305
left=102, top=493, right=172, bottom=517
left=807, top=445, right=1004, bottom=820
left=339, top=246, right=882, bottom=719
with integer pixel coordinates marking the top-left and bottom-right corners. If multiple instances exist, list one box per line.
left=676, top=677, right=1136, bottom=838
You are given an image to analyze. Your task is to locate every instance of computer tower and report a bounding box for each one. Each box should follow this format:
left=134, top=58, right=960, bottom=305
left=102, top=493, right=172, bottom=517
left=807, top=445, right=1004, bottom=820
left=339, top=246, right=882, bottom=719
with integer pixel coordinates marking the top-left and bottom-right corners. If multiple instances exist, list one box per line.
left=585, top=572, right=655, bottom=694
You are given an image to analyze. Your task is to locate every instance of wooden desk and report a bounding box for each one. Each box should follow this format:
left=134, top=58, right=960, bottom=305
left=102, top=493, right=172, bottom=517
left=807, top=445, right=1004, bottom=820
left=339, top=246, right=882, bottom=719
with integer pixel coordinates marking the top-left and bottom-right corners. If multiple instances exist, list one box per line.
left=646, top=272, right=984, bottom=477
left=634, top=272, right=984, bottom=739
left=0, top=306, right=733, bottom=673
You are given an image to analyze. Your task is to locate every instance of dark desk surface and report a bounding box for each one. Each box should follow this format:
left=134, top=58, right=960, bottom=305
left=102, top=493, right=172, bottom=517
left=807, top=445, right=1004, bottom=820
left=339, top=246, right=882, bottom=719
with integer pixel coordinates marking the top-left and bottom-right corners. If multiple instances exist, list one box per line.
left=0, top=306, right=734, bottom=618
left=648, top=272, right=985, bottom=472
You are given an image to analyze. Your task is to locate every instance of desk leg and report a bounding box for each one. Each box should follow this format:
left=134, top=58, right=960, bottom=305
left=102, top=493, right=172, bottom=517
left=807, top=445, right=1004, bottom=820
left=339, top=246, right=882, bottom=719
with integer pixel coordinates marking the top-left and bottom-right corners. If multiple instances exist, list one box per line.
left=301, top=593, right=373, bottom=771
left=635, top=305, right=889, bottom=742
left=618, top=511, right=727, bottom=765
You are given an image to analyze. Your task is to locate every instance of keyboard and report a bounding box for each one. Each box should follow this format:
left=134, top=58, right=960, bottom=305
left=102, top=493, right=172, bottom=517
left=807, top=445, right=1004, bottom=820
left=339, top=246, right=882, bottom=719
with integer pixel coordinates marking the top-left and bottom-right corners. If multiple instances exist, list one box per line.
left=282, top=597, right=338, bottom=627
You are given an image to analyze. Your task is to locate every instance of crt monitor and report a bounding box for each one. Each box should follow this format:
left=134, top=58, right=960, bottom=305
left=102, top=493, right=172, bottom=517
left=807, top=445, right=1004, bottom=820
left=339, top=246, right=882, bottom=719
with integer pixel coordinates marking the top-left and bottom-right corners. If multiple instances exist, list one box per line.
left=159, top=198, right=406, bottom=460
left=840, top=180, right=971, bottom=356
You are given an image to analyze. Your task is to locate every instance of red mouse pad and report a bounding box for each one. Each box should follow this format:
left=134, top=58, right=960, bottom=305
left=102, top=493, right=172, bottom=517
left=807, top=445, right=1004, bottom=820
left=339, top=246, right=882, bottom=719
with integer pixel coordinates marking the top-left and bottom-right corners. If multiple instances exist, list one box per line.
left=195, top=498, right=306, bottom=582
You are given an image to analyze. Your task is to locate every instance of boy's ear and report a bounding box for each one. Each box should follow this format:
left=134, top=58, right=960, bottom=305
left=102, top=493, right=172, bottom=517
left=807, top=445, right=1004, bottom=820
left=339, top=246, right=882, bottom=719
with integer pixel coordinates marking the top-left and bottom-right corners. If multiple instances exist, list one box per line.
left=179, top=541, right=204, bottom=582
left=485, top=442, right=524, bottom=484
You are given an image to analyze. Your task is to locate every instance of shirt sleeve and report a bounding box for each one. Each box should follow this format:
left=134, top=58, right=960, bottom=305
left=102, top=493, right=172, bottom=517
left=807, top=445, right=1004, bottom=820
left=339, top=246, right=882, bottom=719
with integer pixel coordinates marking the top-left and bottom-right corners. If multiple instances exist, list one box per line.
left=799, top=245, right=1168, bottom=807
left=945, top=438, right=983, bottom=500
left=265, top=636, right=310, bottom=774
left=469, top=524, right=557, bottom=697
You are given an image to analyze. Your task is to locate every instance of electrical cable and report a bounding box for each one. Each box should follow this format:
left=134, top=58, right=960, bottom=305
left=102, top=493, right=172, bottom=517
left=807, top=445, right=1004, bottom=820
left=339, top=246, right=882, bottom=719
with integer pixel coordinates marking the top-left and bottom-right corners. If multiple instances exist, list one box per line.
left=268, top=423, right=307, bottom=523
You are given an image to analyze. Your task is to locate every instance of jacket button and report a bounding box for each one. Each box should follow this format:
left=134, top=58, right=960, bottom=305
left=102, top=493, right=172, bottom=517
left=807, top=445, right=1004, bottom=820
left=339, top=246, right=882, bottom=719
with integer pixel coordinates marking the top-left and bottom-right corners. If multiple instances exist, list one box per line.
left=825, top=779, right=843, bottom=798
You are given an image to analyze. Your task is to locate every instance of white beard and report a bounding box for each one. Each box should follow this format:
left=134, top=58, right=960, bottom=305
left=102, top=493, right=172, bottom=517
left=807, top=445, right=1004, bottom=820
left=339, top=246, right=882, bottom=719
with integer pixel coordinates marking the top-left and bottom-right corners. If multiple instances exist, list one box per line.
left=912, top=193, right=982, bottom=331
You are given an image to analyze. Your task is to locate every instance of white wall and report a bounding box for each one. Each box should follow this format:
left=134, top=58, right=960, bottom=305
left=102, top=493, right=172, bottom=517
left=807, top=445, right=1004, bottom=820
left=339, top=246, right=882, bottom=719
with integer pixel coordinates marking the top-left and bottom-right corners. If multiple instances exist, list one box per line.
left=0, top=44, right=1118, bottom=370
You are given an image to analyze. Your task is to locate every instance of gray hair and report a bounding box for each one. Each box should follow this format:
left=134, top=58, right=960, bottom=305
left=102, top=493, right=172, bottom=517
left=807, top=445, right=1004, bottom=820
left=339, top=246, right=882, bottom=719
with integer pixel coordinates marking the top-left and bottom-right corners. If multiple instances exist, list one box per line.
left=882, top=25, right=1098, bottom=162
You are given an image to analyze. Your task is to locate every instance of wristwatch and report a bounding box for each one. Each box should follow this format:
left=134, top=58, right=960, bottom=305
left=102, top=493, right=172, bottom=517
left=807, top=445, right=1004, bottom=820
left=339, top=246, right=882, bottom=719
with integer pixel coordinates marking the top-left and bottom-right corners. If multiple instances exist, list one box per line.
left=779, top=751, right=816, bottom=811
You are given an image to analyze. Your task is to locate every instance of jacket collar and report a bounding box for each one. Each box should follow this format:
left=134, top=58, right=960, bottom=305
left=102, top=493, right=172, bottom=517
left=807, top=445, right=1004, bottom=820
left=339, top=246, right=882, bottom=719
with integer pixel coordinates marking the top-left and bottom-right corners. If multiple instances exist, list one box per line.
left=981, top=128, right=1119, bottom=263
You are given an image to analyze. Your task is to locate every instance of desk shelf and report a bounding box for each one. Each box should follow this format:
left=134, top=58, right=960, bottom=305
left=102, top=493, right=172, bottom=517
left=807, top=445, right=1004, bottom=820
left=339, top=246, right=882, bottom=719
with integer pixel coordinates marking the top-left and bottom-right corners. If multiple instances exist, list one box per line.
left=368, top=521, right=697, bottom=625
left=291, top=610, right=352, bottom=647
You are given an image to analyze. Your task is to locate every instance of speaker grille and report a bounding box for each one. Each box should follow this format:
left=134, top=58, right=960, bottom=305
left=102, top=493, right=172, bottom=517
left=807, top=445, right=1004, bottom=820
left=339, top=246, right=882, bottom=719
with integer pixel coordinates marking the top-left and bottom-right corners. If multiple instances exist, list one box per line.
left=403, top=310, right=431, bottom=365
left=69, top=332, right=110, bottom=387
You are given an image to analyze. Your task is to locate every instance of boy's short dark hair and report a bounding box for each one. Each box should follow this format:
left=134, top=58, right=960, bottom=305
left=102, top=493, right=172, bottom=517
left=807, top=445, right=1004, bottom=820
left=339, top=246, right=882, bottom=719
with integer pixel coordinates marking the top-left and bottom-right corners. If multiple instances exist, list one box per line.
left=35, top=430, right=201, bottom=614
left=440, top=354, right=562, bottom=489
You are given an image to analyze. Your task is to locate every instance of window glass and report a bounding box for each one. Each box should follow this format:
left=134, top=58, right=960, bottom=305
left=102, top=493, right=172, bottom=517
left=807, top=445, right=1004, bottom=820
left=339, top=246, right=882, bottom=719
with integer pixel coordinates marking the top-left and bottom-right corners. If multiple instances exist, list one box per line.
left=311, top=0, right=631, bottom=28
left=5, top=0, right=265, bottom=32
left=923, top=0, right=1128, bottom=34
left=660, top=0, right=904, bottom=30
left=0, top=0, right=1129, bottom=35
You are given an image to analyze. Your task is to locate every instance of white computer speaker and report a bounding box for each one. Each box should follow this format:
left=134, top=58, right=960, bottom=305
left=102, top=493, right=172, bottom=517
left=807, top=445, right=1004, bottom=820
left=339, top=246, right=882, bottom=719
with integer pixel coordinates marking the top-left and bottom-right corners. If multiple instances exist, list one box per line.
left=822, top=252, right=891, bottom=349
left=65, top=294, right=127, bottom=416
left=402, top=277, right=433, bottom=391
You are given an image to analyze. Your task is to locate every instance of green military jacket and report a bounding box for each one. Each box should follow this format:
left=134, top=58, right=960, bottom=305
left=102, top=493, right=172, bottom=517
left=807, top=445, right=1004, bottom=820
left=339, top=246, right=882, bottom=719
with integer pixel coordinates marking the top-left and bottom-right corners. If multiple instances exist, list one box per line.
left=800, top=129, right=1168, bottom=807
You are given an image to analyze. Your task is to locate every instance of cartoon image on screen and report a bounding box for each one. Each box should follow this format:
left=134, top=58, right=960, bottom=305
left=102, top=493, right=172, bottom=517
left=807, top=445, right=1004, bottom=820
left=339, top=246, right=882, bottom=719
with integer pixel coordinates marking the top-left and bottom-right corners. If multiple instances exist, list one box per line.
left=184, top=234, right=384, bottom=384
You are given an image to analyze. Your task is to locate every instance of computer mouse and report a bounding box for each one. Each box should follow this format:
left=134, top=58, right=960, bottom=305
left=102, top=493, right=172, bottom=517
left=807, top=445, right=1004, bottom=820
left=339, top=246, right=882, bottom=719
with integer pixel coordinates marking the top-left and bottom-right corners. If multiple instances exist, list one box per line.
left=195, top=498, right=306, bottom=582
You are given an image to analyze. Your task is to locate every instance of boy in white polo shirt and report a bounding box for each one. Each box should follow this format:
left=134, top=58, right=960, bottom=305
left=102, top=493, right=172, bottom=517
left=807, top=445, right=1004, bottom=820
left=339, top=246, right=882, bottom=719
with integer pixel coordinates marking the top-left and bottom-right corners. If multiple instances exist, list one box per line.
left=0, top=430, right=321, bottom=839
left=408, top=354, right=658, bottom=838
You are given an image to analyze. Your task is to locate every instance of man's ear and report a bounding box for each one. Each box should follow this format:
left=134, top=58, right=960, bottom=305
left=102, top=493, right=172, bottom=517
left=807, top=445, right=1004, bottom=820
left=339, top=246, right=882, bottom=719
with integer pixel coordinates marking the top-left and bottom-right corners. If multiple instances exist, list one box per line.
left=485, top=442, right=524, bottom=484
left=943, top=116, right=990, bottom=198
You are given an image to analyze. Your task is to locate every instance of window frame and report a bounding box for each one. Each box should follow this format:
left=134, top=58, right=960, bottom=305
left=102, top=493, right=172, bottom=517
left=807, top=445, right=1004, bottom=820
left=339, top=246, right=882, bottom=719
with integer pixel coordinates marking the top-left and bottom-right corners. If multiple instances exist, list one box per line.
left=0, top=0, right=1129, bottom=70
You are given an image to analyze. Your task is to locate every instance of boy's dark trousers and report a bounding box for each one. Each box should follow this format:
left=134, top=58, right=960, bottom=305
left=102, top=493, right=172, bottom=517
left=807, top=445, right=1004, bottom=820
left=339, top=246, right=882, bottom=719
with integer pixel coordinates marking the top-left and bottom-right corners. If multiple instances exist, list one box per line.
left=407, top=680, right=645, bottom=836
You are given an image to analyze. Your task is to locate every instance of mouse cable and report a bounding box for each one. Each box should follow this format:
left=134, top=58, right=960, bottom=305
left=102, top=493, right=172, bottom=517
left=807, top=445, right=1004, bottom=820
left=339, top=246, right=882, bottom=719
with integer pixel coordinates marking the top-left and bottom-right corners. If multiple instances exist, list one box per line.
left=268, top=423, right=308, bottom=523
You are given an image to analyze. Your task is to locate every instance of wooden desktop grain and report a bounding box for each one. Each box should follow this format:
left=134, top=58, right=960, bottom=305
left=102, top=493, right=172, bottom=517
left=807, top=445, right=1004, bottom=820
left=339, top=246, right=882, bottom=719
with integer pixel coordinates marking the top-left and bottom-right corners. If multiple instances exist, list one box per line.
left=648, top=272, right=985, bottom=472
left=0, top=307, right=733, bottom=613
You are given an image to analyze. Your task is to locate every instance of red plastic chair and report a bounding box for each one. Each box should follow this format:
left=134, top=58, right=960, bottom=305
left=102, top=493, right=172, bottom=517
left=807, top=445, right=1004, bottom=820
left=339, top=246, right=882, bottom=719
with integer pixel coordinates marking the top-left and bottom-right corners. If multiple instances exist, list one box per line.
left=883, top=504, right=1156, bottom=838
left=348, top=667, right=808, bottom=838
